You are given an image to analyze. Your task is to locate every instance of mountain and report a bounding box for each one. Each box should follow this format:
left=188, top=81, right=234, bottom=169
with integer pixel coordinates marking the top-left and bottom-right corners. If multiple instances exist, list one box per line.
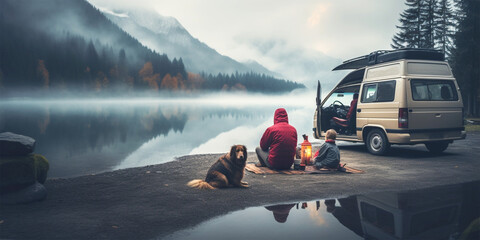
left=96, top=7, right=280, bottom=77
left=0, top=0, right=301, bottom=94
left=0, top=0, right=186, bottom=92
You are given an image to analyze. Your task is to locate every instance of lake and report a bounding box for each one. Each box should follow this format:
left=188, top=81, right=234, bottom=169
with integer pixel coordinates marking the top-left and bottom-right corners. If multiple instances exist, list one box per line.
left=0, top=91, right=320, bottom=178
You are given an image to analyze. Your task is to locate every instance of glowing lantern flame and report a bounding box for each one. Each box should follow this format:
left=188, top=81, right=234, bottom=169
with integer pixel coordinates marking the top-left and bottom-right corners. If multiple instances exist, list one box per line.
left=301, top=134, right=312, bottom=166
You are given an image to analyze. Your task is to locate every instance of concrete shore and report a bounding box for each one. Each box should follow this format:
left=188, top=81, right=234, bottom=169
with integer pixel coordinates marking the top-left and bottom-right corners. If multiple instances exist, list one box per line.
left=1, top=132, right=479, bottom=240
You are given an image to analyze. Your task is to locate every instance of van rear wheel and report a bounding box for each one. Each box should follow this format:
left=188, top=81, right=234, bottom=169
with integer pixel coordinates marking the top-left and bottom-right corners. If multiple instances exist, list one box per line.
left=425, top=141, right=449, bottom=154
left=366, top=129, right=390, bottom=155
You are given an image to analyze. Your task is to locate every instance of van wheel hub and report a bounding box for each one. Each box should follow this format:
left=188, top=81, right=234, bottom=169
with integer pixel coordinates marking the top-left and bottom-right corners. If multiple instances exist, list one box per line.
left=366, top=129, right=390, bottom=155
left=371, top=135, right=382, bottom=150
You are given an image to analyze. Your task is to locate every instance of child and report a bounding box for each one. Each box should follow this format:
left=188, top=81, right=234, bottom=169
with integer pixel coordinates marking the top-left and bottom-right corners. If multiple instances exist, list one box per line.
left=314, top=129, right=340, bottom=169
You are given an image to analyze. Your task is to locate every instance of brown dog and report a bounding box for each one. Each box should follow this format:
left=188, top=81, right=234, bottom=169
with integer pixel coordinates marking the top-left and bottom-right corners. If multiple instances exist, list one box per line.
left=187, top=145, right=249, bottom=189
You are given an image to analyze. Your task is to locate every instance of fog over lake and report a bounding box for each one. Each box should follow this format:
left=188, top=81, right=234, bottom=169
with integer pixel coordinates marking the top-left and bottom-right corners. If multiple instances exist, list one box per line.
left=0, top=91, right=323, bottom=178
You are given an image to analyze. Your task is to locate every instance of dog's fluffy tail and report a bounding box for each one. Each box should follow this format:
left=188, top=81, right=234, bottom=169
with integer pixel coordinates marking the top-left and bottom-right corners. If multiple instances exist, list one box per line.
left=187, top=179, right=215, bottom=189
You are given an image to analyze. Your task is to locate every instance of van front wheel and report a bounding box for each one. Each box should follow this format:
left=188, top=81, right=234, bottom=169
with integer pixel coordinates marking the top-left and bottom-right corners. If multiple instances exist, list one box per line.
left=425, top=141, right=449, bottom=154
left=366, top=129, right=390, bottom=155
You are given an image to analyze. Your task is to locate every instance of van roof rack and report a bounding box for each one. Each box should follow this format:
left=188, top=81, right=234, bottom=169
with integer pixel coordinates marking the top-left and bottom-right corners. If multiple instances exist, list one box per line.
left=332, top=48, right=444, bottom=71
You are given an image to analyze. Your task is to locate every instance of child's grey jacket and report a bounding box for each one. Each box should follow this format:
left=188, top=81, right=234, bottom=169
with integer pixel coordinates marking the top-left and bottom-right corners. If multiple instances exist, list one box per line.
left=314, top=141, right=340, bottom=169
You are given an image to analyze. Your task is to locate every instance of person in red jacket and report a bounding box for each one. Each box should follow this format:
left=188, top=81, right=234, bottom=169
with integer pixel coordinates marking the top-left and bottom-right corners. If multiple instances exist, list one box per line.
left=255, top=108, right=298, bottom=170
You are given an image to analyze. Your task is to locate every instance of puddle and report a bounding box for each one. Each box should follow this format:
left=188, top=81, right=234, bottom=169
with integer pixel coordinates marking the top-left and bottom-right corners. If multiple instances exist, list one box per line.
left=163, top=181, right=480, bottom=240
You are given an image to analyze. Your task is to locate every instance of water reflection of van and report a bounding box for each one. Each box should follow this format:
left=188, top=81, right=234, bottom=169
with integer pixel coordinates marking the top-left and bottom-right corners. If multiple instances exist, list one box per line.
left=356, top=185, right=462, bottom=240
left=313, top=48, right=466, bottom=155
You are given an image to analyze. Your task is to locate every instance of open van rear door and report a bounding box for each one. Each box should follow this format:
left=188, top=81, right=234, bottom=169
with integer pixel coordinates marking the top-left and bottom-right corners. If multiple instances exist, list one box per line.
left=313, top=80, right=322, bottom=139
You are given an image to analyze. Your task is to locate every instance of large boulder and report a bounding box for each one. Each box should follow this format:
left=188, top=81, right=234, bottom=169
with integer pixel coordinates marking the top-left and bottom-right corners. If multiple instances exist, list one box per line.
left=0, top=132, right=36, bottom=156
left=0, top=181, right=47, bottom=204
left=0, top=154, right=49, bottom=193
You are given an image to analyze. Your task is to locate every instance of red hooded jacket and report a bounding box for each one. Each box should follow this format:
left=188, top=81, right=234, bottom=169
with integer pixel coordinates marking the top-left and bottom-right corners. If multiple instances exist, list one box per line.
left=260, top=108, right=297, bottom=170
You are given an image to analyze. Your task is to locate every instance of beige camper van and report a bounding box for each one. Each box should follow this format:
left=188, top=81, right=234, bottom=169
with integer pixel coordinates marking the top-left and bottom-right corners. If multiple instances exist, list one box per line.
left=313, top=49, right=466, bottom=155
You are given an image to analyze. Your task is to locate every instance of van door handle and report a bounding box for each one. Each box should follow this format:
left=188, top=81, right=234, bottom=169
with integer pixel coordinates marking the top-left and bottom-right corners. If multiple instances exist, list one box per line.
left=357, top=109, right=361, bottom=112
left=435, top=113, right=442, bottom=117
left=409, top=109, right=413, bottom=112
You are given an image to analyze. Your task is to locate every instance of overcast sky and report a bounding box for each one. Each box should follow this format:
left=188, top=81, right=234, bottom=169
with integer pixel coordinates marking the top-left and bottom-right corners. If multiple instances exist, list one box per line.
left=89, top=0, right=406, bottom=62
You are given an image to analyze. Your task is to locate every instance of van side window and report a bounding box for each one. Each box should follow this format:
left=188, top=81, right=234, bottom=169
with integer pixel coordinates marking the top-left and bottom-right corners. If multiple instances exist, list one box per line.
left=361, top=81, right=396, bottom=103
left=411, top=79, right=458, bottom=101
left=362, top=84, right=377, bottom=103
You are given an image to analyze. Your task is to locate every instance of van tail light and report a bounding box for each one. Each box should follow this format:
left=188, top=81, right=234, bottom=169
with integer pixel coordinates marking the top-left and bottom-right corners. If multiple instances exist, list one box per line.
left=398, top=108, right=408, bottom=128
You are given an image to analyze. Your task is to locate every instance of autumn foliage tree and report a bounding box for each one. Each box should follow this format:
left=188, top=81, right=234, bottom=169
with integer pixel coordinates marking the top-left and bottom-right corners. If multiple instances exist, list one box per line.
left=160, top=74, right=177, bottom=90
left=94, top=71, right=109, bottom=91
left=231, top=83, right=247, bottom=91
left=186, top=72, right=205, bottom=90
left=36, top=60, right=50, bottom=89
left=160, top=73, right=187, bottom=91
left=139, top=62, right=161, bottom=90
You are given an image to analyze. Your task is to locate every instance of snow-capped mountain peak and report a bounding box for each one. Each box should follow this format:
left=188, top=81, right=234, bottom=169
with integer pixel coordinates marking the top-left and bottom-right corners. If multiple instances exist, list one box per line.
left=97, top=6, right=279, bottom=76
left=96, top=6, right=129, bottom=18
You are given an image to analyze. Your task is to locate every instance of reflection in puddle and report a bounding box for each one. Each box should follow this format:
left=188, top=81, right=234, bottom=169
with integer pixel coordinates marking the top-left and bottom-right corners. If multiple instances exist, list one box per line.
left=162, top=198, right=362, bottom=240
left=163, top=181, right=480, bottom=240
left=264, top=203, right=296, bottom=223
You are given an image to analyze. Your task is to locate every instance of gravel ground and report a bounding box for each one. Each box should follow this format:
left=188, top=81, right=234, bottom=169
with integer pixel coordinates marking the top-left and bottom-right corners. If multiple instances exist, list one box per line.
left=1, top=132, right=479, bottom=240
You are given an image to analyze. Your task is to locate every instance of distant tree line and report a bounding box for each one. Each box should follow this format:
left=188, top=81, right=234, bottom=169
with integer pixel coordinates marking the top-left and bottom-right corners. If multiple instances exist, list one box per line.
left=199, top=72, right=305, bottom=93
left=392, top=0, right=480, bottom=116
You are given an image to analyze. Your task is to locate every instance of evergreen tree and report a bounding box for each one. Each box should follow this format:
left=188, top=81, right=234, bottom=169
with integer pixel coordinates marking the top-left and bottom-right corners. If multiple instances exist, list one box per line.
left=393, top=0, right=456, bottom=58
left=450, top=0, right=480, bottom=116
left=421, top=0, right=436, bottom=48
left=434, top=0, right=456, bottom=58
left=392, top=0, right=437, bottom=49
left=86, top=40, right=100, bottom=74
left=392, top=0, right=422, bottom=49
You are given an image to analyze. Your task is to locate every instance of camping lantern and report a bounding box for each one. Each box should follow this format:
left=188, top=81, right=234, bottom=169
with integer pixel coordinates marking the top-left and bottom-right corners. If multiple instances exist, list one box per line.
left=300, top=134, right=312, bottom=166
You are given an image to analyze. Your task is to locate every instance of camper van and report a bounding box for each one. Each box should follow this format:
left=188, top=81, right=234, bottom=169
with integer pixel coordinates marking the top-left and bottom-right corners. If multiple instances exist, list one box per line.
left=313, top=49, right=466, bottom=155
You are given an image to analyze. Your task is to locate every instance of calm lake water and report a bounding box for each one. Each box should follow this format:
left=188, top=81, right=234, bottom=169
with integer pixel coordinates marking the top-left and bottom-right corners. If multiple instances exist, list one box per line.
left=163, top=181, right=480, bottom=240
left=0, top=91, right=320, bottom=178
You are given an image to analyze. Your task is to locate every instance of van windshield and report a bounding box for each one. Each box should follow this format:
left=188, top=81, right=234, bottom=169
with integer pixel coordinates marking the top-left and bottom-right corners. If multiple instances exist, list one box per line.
left=411, top=79, right=458, bottom=101
left=323, top=92, right=355, bottom=107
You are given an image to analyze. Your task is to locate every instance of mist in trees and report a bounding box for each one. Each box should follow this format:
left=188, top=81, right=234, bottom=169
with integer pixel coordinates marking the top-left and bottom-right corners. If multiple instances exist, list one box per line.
left=0, top=0, right=186, bottom=93
left=0, top=0, right=302, bottom=96
left=199, top=72, right=304, bottom=93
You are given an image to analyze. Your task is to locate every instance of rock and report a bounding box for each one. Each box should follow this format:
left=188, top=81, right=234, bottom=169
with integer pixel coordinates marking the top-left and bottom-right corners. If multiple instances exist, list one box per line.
left=33, top=154, right=49, bottom=184
left=0, top=154, right=49, bottom=193
left=0, top=132, right=36, bottom=156
left=0, top=181, right=47, bottom=204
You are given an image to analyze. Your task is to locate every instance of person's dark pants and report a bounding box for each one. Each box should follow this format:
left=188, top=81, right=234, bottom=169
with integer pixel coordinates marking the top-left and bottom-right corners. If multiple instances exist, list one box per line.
left=255, top=147, right=272, bottom=168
